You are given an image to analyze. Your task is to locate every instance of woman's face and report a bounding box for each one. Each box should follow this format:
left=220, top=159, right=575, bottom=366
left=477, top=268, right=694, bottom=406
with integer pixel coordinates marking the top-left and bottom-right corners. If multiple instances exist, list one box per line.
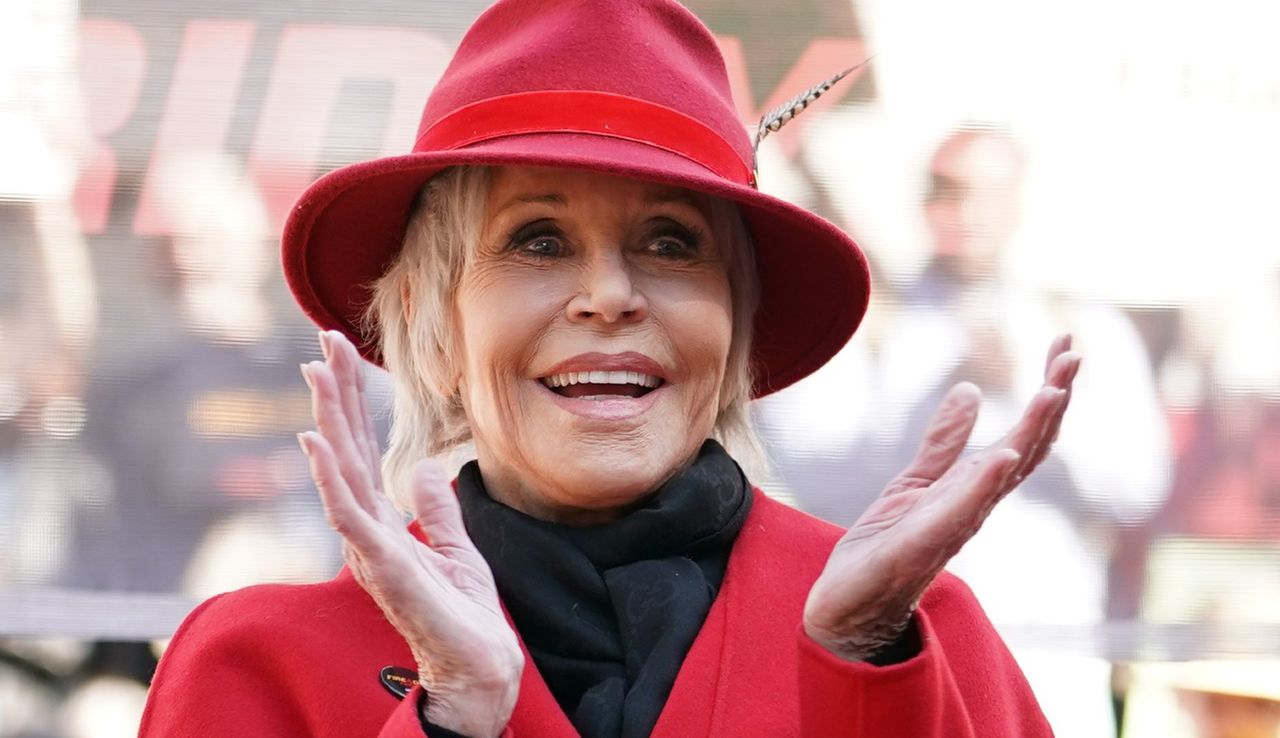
left=452, top=166, right=733, bottom=524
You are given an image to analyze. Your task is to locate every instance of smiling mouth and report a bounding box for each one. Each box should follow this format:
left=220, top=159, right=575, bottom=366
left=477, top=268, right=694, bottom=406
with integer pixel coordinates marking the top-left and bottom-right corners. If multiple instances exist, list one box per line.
left=540, top=371, right=664, bottom=400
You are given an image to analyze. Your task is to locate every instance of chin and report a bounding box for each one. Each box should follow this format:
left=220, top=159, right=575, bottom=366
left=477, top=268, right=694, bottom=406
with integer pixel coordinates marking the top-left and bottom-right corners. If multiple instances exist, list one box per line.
left=540, top=435, right=697, bottom=513
left=471, top=378, right=720, bottom=523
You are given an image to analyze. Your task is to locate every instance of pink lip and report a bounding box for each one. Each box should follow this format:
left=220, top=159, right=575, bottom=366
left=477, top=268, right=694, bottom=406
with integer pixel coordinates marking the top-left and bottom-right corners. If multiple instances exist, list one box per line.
left=540, top=383, right=665, bottom=420
left=539, top=352, right=668, bottom=380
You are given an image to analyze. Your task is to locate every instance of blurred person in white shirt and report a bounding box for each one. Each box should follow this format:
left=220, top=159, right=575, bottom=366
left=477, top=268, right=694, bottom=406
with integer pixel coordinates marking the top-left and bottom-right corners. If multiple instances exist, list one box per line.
left=756, top=125, right=1172, bottom=738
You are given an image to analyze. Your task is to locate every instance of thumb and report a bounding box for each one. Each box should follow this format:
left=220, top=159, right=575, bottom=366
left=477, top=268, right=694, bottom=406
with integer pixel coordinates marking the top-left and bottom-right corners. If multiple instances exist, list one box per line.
left=408, top=457, right=473, bottom=551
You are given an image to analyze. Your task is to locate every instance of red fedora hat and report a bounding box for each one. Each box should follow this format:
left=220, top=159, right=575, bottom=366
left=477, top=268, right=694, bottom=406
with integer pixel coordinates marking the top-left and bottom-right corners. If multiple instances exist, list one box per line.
left=282, top=0, right=870, bottom=397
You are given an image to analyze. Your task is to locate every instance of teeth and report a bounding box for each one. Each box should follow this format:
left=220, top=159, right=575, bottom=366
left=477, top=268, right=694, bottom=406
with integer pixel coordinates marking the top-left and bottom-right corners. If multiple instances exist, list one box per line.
left=542, top=370, right=662, bottom=388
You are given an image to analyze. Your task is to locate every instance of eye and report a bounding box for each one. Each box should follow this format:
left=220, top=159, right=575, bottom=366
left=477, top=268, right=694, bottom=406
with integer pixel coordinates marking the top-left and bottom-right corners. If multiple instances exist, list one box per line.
left=523, top=236, right=564, bottom=256
left=507, top=219, right=567, bottom=258
left=644, top=219, right=704, bottom=260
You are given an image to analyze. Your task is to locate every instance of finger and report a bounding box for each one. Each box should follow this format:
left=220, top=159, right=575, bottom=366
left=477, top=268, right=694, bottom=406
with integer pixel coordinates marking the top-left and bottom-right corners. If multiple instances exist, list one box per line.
left=322, top=331, right=384, bottom=493
left=1044, top=349, right=1082, bottom=392
left=1020, top=354, right=1081, bottom=472
left=938, top=448, right=1023, bottom=548
left=320, top=331, right=372, bottom=477
left=299, top=431, right=392, bottom=556
left=409, top=458, right=481, bottom=557
left=303, top=360, right=389, bottom=522
left=1018, top=350, right=1080, bottom=469
left=882, top=382, right=982, bottom=495
left=1044, top=333, right=1072, bottom=377
left=988, top=384, right=1065, bottom=483
left=344, top=334, right=386, bottom=480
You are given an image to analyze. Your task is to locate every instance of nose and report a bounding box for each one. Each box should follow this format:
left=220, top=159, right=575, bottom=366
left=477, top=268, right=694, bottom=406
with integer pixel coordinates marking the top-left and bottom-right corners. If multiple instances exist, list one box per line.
left=567, top=252, right=648, bottom=324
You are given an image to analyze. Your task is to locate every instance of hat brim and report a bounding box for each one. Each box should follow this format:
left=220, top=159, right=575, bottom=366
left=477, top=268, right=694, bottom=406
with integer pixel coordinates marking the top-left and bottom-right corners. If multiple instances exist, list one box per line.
left=283, top=133, right=870, bottom=398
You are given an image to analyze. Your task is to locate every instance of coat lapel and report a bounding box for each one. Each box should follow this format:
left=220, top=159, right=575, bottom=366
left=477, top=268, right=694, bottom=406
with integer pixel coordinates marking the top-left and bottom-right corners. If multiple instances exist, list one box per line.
left=654, top=491, right=833, bottom=736
left=648, top=585, right=728, bottom=737
left=674, top=491, right=836, bottom=736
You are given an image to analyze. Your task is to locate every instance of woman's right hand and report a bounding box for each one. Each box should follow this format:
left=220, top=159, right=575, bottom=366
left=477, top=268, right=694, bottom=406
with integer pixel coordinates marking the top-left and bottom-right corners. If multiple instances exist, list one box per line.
left=298, top=330, right=523, bottom=738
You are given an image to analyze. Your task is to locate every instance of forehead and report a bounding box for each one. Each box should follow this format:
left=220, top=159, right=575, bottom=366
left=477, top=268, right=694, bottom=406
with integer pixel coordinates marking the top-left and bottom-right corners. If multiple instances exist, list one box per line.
left=485, top=165, right=711, bottom=213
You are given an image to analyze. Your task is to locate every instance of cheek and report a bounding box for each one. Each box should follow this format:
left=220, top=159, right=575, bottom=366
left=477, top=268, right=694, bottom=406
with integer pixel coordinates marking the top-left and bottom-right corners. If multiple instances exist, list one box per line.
left=652, top=274, right=734, bottom=389
left=458, top=263, right=561, bottom=357
left=454, top=270, right=559, bottom=418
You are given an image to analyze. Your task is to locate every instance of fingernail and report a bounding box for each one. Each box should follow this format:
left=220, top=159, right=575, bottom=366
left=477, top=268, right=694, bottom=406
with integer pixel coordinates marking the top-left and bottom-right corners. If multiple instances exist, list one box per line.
left=297, top=432, right=312, bottom=456
left=300, top=362, right=314, bottom=390
left=318, top=331, right=332, bottom=360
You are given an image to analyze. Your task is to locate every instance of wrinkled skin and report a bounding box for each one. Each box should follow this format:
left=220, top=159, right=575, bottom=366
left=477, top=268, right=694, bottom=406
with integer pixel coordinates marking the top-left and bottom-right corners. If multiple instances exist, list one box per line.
left=452, top=167, right=733, bottom=525
left=300, top=333, right=521, bottom=737
left=803, top=334, right=1079, bottom=659
left=301, top=330, right=1079, bottom=735
left=296, top=169, right=1080, bottom=735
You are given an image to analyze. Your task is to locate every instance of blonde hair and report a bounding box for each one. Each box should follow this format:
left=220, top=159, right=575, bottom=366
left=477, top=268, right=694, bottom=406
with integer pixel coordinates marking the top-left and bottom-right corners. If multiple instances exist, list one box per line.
left=367, top=166, right=765, bottom=509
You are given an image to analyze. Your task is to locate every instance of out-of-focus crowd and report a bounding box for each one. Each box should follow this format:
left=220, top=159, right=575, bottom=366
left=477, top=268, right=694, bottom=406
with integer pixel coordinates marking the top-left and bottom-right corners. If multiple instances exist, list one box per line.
left=0, top=163, right=355, bottom=737
left=755, top=125, right=1280, bottom=738
left=2, top=1, right=1279, bottom=737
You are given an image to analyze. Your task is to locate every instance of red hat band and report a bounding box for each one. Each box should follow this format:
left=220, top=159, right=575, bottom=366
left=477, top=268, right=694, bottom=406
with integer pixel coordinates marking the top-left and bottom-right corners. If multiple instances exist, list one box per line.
left=415, top=91, right=756, bottom=188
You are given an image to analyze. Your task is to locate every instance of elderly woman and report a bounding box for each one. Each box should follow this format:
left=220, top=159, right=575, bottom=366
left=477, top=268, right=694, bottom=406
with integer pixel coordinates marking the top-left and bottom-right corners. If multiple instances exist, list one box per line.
left=139, top=1, right=1077, bottom=736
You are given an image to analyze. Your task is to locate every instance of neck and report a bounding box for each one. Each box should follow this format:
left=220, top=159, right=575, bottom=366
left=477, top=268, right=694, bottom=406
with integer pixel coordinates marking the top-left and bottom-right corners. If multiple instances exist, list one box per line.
left=471, top=444, right=703, bottom=527
left=477, top=465, right=648, bottom=526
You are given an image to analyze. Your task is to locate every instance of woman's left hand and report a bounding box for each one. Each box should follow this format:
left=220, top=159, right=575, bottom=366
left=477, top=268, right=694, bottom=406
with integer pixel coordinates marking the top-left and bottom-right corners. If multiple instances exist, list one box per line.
left=802, top=335, right=1081, bottom=661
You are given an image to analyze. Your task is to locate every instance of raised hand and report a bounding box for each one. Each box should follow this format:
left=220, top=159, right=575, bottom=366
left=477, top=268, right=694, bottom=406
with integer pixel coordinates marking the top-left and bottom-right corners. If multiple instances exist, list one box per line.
left=298, top=330, right=522, bottom=737
left=803, top=335, right=1081, bottom=661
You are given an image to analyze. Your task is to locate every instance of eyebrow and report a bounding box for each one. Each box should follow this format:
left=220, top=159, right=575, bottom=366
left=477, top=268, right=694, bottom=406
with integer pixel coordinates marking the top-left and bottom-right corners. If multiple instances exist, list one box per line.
left=492, top=192, right=567, bottom=217
left=643, top=188, right=707, bottom=212
left=491, top=188, right=707, bottom=217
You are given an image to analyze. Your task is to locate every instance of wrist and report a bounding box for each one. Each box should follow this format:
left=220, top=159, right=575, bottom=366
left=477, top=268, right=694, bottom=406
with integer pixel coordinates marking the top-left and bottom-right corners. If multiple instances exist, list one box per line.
left=863, top=615, right=920, bottom=666
left=418, top=691, right=473, bottom=738
left=804, top=612, right=916, bottom=663
left=418, top=660, right=521, bottom=738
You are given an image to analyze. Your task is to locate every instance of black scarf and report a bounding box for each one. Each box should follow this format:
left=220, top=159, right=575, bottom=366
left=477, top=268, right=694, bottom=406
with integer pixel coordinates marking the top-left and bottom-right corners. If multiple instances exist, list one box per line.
left=456, top=440, right=752, bottom=738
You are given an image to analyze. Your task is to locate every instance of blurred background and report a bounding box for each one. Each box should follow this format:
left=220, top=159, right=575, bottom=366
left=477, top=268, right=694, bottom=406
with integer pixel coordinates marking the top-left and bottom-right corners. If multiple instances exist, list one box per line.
left=1, top=0, right=1277, bottom=736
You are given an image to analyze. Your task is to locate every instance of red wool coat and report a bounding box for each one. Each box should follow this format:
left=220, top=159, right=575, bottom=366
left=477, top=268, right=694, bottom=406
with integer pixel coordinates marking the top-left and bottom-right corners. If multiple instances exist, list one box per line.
left=139, top=490, right=1053, bottom=737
